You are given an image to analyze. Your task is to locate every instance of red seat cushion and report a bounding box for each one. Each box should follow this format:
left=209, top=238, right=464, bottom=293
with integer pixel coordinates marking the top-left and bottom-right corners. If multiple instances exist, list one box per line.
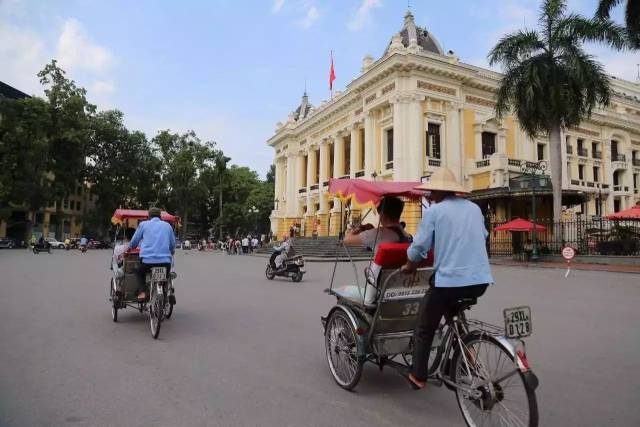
left=374, top=243, right=433, bottom=269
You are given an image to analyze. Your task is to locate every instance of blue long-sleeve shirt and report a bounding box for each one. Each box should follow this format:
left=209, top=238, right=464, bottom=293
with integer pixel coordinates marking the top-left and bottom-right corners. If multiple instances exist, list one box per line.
left=407, top=197, right=493, bottom=287
left=128, top=217, right=176, bottom=264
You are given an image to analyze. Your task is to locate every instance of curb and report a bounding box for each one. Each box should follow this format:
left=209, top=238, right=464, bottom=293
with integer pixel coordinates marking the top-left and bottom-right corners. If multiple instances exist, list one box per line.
left=490, top=261, right=640, bottom=274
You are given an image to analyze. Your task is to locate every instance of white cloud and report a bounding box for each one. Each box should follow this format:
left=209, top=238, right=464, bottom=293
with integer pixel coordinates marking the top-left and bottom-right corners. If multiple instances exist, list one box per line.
left=297, top=5, right=319, bottom=29
left=0, top=23, right=47, bottom=94
left=90, top=80, right=115, bottom=96
left=271, top=0, right=285, bottom=14
left=56, top=18, right=112, bottom=72
left=348, top=0, right=382, bottom=32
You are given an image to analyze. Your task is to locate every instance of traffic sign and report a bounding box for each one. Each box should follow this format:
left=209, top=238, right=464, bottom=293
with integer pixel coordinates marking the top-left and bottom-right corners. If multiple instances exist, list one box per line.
left=562, top=246, right=576, bottom=260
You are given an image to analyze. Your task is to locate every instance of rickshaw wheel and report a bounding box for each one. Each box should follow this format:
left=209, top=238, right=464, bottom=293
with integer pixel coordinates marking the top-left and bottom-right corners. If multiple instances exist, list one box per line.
left=149, top=293, right=162, bottom=339
left=110, top=279, right=118, bottom=322
left=165, top=302, right=174, bottom=319
left=325, top=310, right=362, bottom=390
left=265, top=265, right=275, bottom=280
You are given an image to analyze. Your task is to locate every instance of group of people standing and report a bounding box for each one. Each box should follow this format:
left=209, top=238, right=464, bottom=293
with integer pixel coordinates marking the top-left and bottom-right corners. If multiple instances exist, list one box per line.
left=225, top=235, right=261, bottom=255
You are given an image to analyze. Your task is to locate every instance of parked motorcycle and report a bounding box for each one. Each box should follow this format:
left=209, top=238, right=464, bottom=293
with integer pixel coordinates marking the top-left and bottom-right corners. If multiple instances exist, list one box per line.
left=265, top=251, right=305, bottom=282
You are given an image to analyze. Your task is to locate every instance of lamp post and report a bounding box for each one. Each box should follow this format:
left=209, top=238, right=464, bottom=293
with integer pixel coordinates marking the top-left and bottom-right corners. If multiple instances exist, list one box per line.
left=520, top=161, right=548, bottom=261
left=249, top=205, right=259, bottom=233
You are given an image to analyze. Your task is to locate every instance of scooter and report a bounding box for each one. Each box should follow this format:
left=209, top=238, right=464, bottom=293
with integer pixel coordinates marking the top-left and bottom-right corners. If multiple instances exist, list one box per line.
left=32, top=242, right=52, bottom=254
left=80, top=245, right=87, bottom=253
left=265, top=251, right=305, bottom=283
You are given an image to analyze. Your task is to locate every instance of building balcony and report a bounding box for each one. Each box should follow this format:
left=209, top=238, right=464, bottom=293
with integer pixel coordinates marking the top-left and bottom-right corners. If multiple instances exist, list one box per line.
left=586, top=182, right=595, bottom=188
left=385, top=161, right=394, bottom=170
left=476, top=159, right=490, bottom=168
left=613, top=185, right=629, bottom=194
left=322, top=181, right=329, bottom=188
left=566, top=146, right=573, bottom=154
left=310, top=184, right=319, bottom=191
left=633, top=159, right=640, bottom=167
left=355, top=170, right=365, bottom=178
left=298, top=188, right=306, bottom=194
left=592, top=150, right=602, bottom=159
left=427, top=158, right=441, bottom=167
left=577, top=148, right=588, bottom=157
left=612, top=154, right=626, bottom=162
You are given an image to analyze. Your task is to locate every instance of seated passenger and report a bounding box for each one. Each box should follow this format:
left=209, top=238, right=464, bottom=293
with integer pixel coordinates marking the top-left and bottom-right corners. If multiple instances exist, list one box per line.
left=112, top=227, right=136, bottom=275
left=343, top=196, right=411, bottom=252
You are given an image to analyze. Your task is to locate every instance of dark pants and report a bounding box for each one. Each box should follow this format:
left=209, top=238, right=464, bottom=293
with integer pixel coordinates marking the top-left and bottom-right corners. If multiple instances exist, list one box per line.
left=412, top=283, right=489, bottom=381
left=136, top=262, right=171, bottom=294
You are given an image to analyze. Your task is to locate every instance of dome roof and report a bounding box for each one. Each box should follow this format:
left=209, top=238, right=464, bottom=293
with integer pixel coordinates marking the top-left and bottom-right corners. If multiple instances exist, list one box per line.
left=384, top=10, right=443, bottom=56
left=293, top=92, right=312, bottom=121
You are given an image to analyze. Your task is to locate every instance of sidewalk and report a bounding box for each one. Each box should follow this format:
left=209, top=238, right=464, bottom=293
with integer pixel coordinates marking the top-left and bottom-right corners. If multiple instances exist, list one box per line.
left=491, top=258, right=640, bottom=274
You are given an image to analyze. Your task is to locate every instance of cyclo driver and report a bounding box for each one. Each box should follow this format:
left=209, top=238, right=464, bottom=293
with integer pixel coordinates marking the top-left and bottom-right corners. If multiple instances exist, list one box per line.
left=401, top=167, right=493, bottom=390
left=128, top=207, right=176, bottom=300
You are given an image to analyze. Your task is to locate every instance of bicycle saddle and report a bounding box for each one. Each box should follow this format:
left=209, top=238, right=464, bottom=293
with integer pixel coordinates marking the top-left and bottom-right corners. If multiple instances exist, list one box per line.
left=451, top=297, right=477, bottom=312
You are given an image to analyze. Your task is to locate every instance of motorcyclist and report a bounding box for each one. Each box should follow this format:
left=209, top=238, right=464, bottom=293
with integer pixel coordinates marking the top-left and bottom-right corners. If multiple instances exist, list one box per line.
left=79, top=236, right=88, bottom=249
left=273, top=234, right=291, bottom=272
left=37, top=236, right=46, bottom=249
left=128, top=207, right=176, bottom=300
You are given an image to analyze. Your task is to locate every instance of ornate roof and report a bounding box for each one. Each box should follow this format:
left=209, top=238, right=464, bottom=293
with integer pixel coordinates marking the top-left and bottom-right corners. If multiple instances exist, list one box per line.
left=384, top=10, right=443, bottom=56
left=293, top=92, right=312, bottom=121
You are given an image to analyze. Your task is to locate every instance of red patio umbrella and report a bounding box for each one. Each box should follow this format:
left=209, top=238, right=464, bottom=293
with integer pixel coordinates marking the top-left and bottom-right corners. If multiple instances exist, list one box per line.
left=494, top=218, right=547, bottom=232
left=605, top=204, right=640, bottom=220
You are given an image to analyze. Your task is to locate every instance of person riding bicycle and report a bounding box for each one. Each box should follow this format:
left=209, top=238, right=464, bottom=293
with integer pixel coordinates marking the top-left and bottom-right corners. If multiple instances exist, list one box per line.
left=128, top=207, right=176, bottom=300
left=344, top=196, right=411, bottom=252
left=401, top=167, right=493, bottom=390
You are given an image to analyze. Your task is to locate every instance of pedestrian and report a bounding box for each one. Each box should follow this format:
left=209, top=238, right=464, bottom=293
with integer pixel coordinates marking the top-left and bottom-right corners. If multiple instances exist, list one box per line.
left=400, top=167, right=493, bottom=390
left=242, top=235, right=249, bottom=254
left=289, top=225, right=295, bottom=238
left=235, top=239, right=242, bottom=255
left=251, top=236, right=258, bottom=253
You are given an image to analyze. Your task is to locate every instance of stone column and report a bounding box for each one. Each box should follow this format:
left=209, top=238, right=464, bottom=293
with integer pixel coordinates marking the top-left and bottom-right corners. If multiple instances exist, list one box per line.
left=445, top=102, right=463, bottom=181
left=286, top=153, right=298, bottom=217
left=319, top=141, right=329, bottom=189
left=307, top=147, right=317, bottom=186
left=561, top=133, right=570, bottom=189
left=364, top=111, right=375, bottom=177
left=333, top=133, right=345, bottom=179
left=350, top=125, right=359, bottom=177
left=296, top=153, right=306, bottom=189
left=406, top=96, right=425, bottom=181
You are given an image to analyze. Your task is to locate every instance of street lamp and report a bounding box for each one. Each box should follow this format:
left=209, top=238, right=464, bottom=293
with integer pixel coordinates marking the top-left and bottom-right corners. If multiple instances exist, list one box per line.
left=249, top=205, right=260, bottom=233
left=520, top=161, right=548, bottom=261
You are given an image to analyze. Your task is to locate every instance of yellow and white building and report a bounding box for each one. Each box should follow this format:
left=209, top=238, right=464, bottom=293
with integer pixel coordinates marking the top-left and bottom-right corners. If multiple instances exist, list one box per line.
left=267, top=11, right=640, bottom=237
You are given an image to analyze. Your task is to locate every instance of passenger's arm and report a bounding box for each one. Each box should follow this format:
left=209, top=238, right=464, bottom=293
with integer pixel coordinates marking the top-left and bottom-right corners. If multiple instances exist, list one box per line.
left=128, top=224, right=143, bottom=250
left=169, top=228, right=176, bottom=255
left=343, top=231, right=363, bottom=246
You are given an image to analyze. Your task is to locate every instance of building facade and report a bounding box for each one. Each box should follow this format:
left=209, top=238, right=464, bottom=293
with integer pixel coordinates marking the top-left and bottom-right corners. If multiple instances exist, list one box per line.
left=0, top=81, right=95, bottom=240
left=267, top=12, right=640, bottom=237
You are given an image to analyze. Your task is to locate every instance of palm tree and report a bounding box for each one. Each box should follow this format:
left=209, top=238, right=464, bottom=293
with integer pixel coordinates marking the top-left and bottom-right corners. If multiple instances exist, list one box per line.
left=488, top=0, right=626, bottom=221
left=596, top=0, right=640, bottom=48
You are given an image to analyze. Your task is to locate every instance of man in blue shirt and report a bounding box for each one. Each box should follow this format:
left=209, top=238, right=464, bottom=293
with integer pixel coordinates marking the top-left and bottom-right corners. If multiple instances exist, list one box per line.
left=401, top=167, right=493, bottom=390
left=128, top=207, right=176, bottom=300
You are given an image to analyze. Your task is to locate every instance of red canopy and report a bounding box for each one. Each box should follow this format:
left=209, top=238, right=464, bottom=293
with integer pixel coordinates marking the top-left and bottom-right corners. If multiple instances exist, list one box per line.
left=606, top=204, right=640, bottom=220
left=328, top=178, right=424, bottom=208
left=111, top=209, right=180, bottom=224
left=494, top=218, right=546, bottom=232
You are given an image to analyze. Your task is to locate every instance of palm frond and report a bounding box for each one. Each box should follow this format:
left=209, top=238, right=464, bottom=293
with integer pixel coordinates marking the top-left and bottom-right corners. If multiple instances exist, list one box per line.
left=488, top=30, right=545, bottom=67
left=557, top=15, right=627, bottom=50
left=626, top=0, right=640, bottom=48
left=595, top=0, right=622, bottom=19
left=540, top=0, right=566, bottom=29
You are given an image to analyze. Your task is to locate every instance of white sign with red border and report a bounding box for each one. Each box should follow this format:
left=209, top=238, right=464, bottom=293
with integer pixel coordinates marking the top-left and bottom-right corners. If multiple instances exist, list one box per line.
left=562, top=246, right=576, bottom=260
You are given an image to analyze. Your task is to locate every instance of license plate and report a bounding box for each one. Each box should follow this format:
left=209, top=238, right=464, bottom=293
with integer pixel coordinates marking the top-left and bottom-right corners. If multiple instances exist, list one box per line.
left=151, top=267, right=166, bottom=281
left=503, top=306, right=532, bottom=338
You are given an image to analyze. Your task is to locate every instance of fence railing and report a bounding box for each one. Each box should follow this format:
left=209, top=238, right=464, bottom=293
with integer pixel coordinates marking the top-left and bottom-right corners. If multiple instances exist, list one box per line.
left=488, top=218, right=640, bottom=257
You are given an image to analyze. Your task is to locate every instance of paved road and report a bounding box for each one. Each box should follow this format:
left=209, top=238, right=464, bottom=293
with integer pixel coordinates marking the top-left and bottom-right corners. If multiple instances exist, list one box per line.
left=1, top=249, right=639, bottom=426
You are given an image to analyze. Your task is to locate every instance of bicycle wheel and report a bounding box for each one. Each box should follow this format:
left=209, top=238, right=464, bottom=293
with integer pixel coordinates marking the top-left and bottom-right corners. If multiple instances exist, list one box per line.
left=149, top=291, right=162, bottom=339
left=324, top=310, right=362, bottom=390
left=452, top=334, right=538, bottom=427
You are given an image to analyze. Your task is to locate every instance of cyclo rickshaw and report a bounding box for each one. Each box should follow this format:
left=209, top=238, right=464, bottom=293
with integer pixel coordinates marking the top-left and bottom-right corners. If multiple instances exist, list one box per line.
left=321, top=179, right=539, bottom=427
left=109, top=209, right=179, bottom=339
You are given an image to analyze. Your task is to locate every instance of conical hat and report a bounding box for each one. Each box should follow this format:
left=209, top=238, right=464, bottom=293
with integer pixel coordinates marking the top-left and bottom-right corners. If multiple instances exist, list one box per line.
left=415, top=167, right=469, bottom=194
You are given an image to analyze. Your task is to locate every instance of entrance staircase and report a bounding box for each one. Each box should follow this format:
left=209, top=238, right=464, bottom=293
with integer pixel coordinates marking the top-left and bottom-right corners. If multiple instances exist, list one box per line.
left=253, top=237, right=372, bottom=262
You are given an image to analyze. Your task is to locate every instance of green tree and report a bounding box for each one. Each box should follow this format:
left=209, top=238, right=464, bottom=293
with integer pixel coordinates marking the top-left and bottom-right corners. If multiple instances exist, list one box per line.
left=38, top=60, right=96, bottom=238
left=596, top=0, right=640, bottom=48
left=0, top=96, right=52, bottom=238
left=488, top=0, right=626, bottom=221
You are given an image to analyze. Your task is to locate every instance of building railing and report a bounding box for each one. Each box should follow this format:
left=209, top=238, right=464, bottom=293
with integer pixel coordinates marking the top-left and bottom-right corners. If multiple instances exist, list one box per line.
left=355, top=170, right=365, bottom=178
left=633, top=159, right=640, bottom=167
left=613, top=185, right=629, bottom=192
left=298, top=188, right=306, bottom=194
left=427, top=158, right=441, bottom=167
left=635, top=188, right=639, bottom=194
left=586, top=182, right=595, bottom=188
left=476, top=159, right=490, bottom=168
left=489, top=218, right=640, bottom=257
left=507, top=159, right=520, bottom=167
left=566, top=146, right=573, bottom=154
left=322, top=181, right=329, bottom=187
left=592, top=150, right=602, bottom=159
left=339, top=175, right=350, bottom=179
left=577, top=148, right=588, bottom=157
left=385, top=161, right=394, bottom=170
left=310, top=184, right=319, bottom=191
left=571, top=179, right=580, bottom=185
left=612, top=154, right=626, bottom=162
left=601, top=184, right=610, bottom=189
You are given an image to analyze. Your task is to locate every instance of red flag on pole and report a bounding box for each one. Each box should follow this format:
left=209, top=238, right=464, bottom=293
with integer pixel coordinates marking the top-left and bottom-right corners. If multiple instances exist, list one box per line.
left=329, top=50, right=336, bottom=92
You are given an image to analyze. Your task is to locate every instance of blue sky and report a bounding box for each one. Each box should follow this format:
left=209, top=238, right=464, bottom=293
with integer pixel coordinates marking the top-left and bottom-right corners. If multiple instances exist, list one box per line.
left=1, top=0, right=637, bottom=177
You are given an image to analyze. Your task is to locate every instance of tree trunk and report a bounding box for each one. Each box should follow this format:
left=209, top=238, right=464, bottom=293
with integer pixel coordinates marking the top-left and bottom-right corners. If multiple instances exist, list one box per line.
left=182, top=209, right=189, bottom=240
left=548, top=124, right=563, bottom=222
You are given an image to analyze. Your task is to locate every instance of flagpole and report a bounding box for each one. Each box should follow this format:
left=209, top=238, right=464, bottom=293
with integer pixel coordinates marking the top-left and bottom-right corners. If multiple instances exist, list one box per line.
left=330, top=50, right=334, bottom=100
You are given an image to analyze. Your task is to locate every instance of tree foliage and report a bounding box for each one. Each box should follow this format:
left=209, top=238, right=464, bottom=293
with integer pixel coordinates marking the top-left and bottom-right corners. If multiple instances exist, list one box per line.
left=596, top=0, right=640, bottom=48
left=488, top=0, right=626, bottom=220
